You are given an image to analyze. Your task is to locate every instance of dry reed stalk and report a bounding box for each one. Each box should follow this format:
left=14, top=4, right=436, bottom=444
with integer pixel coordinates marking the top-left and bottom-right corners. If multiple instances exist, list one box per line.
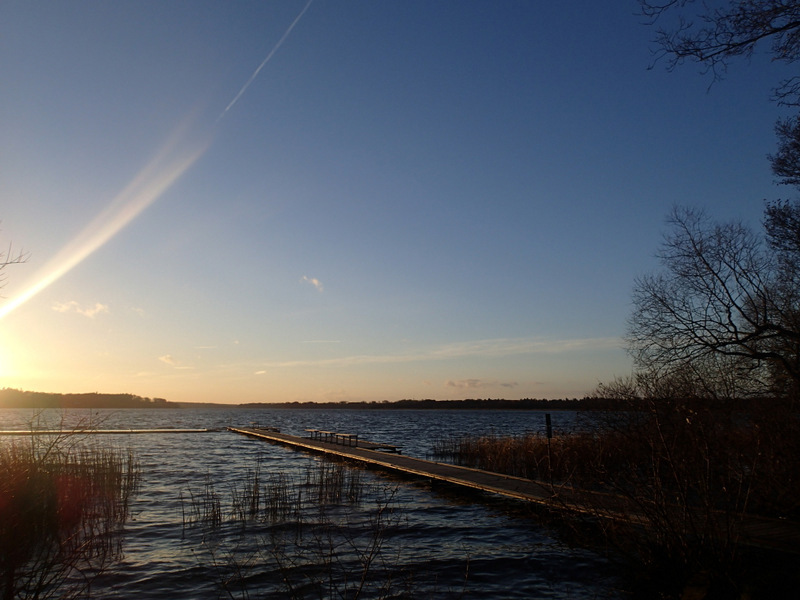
left=434, top=404, right=800, bottom=597
left=181, top=458, right=372, bottom=531
left=0, top=435, right=139, bottom=600
left=185, top=457, right=410, bottom=599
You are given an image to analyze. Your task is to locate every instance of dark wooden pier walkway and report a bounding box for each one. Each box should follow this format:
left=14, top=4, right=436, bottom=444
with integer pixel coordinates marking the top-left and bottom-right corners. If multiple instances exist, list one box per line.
left=228, top=427, right=800, bottom=554
left=229, top=426, right=556, bottom=505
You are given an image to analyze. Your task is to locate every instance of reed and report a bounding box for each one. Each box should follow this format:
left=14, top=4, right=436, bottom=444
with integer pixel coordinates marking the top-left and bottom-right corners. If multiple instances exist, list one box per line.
left=229, top=463, right=261, bottom=522
left=182, top=458, right=415, bottom=599
left=182, top=458, right=370, bottom=529
left=0, top=434, right=140, bottom=600
left=434, top=403, right=800, bottom=597
left=431, top=430, right=615, bottom=483
left=264, top=471, right=296, bottom=524
left=303, top=460, right=364, bottom=505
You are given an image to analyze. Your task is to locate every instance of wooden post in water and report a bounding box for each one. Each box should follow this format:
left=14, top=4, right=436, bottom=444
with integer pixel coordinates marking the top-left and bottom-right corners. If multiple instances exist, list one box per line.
left=545, top=413, right=553, bottom=485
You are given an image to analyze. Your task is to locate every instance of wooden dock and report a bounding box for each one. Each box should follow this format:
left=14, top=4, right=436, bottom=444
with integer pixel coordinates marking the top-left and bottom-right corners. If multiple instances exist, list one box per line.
left=229, top=427, right=800, bottom=554
left=229, top=427, right=602, bottom=510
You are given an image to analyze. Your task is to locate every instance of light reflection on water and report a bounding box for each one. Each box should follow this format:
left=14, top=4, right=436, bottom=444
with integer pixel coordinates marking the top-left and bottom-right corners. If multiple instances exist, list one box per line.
left=0, top=408, right=624, bottom=599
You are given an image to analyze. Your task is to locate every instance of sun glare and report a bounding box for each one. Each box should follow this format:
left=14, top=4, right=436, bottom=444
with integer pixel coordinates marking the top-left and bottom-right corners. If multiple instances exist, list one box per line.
left=0, top=331, right=32, bottom=384
left=0, top=340, right=16, bottom=379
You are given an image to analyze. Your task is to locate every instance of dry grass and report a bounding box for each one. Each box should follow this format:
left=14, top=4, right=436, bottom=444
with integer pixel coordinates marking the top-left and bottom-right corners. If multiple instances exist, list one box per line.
left=432, top=429, right=620, bottom=484
left=433, top=403, right=800, bottom=598
left=0, top=435, right=140, bottom=600
left=181, top=458, right=413, bottom=599
left=181, top=459, right=368, bottom=529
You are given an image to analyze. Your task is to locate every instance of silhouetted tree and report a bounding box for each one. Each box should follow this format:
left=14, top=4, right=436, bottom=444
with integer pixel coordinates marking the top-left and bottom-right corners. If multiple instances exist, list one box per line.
left=770, top=116, right=800, bottom=186
left=640, top=0, right=800, bottom=106
left=628, top=206, right=800, bottom=398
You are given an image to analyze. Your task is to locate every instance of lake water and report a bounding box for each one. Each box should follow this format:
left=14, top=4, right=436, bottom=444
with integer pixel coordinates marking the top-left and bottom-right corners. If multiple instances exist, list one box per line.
left=0, top=408, right=626, bottom=599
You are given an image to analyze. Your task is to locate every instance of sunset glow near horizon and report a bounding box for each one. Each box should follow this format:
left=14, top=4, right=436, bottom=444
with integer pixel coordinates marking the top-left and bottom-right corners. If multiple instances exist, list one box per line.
left=0, top=2, right=790, bottom=404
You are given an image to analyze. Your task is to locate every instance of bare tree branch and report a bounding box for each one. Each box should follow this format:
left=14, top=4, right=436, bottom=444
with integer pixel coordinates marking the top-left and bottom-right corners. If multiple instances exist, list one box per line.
left=628, top=206, right=800, bottom=397
left=0, top=238, right=29, bottom=293
left=640, top=1, right=800, bottom=104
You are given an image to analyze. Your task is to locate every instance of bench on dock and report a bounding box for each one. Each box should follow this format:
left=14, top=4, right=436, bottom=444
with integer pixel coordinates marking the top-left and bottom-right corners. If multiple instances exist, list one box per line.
left=335, top=432, right=359, bottom=446
left=303, top=428, right=400, bottom=452
left=305, top=428, right=332, bottom=442
left=304, top=429, right=357, bottom=446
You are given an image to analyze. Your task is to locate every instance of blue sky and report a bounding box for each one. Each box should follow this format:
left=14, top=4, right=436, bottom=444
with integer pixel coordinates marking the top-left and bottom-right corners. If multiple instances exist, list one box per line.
left=0, top=1, right=791, bottom=403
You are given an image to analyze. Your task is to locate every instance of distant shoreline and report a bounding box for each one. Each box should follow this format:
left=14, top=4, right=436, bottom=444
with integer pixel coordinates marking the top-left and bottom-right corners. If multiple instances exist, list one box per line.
left=0, top=388, right=617, bottom=410
left=0, top=389, right=171, bottom=410
left=1, top=390, right=619, bottom=411
left=229, top=398, right=611, bottom=410
left=4, top=390, right=771, bottom=411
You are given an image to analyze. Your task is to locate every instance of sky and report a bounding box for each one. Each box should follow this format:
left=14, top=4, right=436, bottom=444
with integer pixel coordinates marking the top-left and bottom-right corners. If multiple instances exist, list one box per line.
left=0, top=1, right=793, bottom=404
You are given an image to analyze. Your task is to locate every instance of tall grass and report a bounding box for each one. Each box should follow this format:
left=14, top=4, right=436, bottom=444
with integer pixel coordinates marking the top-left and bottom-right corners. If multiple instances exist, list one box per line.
left=0, top=434, right=140, bottom=600
left=181, top=459, right=369, bottom=529
left=431, top=430, right=609, bottom=483
left=433, top=402, right=800, bottom=598
left=181, top=458, right=414, bottom=599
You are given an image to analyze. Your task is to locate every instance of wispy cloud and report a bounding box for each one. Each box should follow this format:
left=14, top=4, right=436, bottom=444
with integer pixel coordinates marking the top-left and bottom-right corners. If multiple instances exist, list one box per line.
left=446, top=379, right=518, bottom=390
left=159, top=355, right=177, bottom=366
left=427, top=337, right=619, bottom=360
left=52, top=301, right=109, bottom=318
left=257, top=336, right=622, bottom=369
left=446, top=379, right=489, bottom=390
left=158, top=354, right=193, bottom=370
left=301, top=276, right=324, bottom=292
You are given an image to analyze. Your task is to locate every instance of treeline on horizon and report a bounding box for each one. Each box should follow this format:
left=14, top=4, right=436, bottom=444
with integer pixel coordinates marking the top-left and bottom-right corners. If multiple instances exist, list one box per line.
left=3, top=389, right=782, bottom=411
left=242, top=397, right=633, bottom=410
left=0, top=388, right=172, bottom=409
left=240, top=395, right=785, bottom=411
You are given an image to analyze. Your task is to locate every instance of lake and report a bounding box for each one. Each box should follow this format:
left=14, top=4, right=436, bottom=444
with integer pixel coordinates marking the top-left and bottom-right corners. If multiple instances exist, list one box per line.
left=0, top=408, right=625, bottom=599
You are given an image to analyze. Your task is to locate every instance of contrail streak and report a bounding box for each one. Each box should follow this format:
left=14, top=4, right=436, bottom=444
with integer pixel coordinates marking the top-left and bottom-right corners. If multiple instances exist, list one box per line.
left=0, top=122, right=209, bottom=321
left=218, top=0, right=313, bottom=122
left=1, top=1, right=312, bottom=320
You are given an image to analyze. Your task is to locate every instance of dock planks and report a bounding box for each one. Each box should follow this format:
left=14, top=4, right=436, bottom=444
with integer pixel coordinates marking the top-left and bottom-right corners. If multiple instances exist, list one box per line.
left=230, top=427, right=570, bottom=507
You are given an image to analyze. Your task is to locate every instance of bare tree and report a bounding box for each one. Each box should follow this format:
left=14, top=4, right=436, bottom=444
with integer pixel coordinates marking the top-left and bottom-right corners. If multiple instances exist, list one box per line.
left=770, top=117, right=800, bottom=186
left=628, top=206, right=800, bottom=397
left=640, top=0, right=800, bottom=105
left=0, top=233, right=27, bottom=293
left=766, top=199, right=800, bottom=257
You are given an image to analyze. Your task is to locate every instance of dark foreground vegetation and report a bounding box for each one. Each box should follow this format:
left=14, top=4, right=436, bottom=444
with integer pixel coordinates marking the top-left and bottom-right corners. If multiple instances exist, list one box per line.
left=433, top=398, right=800, bottom=598
left=0, top=432, right=140, bottom=599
